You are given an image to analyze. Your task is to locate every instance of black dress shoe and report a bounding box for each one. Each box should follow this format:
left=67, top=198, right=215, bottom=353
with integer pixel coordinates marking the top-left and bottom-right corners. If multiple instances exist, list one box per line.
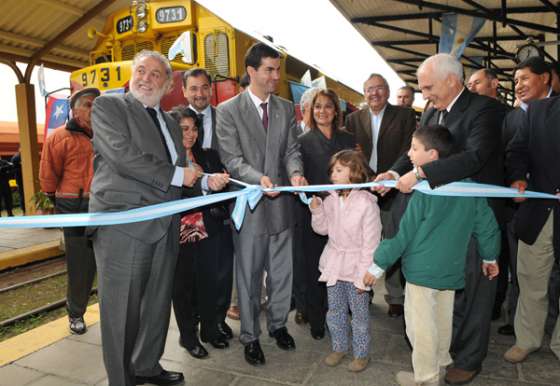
left=244, top=340, right=265, bottom=366
left=201, top=335, right=230, bottom=349
left=217, top=321, right=234, bottom=340
left=269, top=327, right=296, bottom=351
left=498, top=324, right=515, bottom=336
left=310, top=327, right=325, bottom=340
left=387, top=304, right=404, bottom=318
left=179, top=338, right=209, bottom=359
left=136, top=369, right=184, bottom=385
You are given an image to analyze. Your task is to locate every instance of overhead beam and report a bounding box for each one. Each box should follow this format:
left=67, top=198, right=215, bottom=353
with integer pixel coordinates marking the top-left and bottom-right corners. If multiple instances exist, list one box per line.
left=394, top=0, right=558, bottom=34
left=538, top=0, right=560, bottom=13
left=371, top=35, right=527, bottom=46
left=0, top=30, right=90, bottom=61
left=361, top=20, right=434, bottom=40
left=25, top=0, right=116, bottom=82
left=34, top=0, right=107, bottom=23
left=372, top=39, right=436, bottom=46
left=0, top=44, right=86, bottom=70
left=370, top=23, right=516, bottom=64
left=462, top=0, right=529, bottom=39
left=0, top=59, right=24, bottom=83
left=0, top=52, right=82, bottom=73
left=378, top=45, right=430, bottom=58
left=352, top=5, right=553, bottom=24
left=352, top=12, right=441, bottom=23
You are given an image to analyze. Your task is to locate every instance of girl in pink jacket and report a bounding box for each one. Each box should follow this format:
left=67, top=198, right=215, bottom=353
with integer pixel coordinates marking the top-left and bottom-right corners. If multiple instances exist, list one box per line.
left=310, top=150, right=382, bottom=372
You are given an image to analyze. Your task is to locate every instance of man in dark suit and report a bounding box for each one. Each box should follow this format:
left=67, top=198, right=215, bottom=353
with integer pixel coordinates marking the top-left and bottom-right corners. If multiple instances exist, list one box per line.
left=503, top=98, right=560, bottom=364
left=182, top=68, right=234, bottom=341
left=90, top=50, right=201, bottom=386
left=377, top=53, right=507, bottom=385
left=345, top=73, right=416, bottom=317
left=467, top=68, right=499, bottom=99
left=217, top=42, right=306, bottom=366
left=183, top=68, right=218, bottom=151
left=497, top=57, right=555, bottom=337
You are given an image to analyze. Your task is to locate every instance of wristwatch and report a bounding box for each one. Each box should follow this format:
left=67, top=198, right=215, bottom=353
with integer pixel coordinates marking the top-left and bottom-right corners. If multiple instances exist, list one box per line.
left=413, top=166, right=424, bottom=180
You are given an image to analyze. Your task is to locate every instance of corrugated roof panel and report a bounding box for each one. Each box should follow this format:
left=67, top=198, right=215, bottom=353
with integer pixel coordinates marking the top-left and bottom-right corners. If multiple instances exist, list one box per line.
left=331, top=0, right=558, bottom=100
left=0, top=0, right=130, bottom=70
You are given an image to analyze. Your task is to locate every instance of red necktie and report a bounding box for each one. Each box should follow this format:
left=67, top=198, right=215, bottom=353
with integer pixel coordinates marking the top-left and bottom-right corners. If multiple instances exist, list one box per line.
left=260, top=102, right=268, bottom=131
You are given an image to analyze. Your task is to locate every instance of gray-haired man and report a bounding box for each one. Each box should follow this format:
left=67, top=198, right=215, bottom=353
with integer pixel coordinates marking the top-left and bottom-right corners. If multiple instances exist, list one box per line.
left=90, top=50, right=200, bottom=386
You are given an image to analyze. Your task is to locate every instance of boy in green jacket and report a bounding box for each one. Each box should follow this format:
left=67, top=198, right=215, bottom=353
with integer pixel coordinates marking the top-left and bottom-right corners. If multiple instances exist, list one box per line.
left=363, top=125, right=500, bottom=386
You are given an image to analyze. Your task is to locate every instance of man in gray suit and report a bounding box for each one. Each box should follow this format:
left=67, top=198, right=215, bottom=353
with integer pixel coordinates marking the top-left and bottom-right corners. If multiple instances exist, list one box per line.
left=90, top=50, right=200, bottom=386
left=216, top=42, right=306, bottom=366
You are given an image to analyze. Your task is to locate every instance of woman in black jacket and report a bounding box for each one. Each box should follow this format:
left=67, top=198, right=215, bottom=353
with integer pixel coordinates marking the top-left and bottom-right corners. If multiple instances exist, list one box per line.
left=170, top=106, right=234, bottom=359
left=297, top=89, right=356, bottom=339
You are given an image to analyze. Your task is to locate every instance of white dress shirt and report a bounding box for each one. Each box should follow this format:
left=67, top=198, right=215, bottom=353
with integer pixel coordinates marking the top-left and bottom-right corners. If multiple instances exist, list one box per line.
left=369, top=104, right=387, bottom=172
left=147, top=104, right=184, bottom=187
left=247, top=87, right=270, bottom=120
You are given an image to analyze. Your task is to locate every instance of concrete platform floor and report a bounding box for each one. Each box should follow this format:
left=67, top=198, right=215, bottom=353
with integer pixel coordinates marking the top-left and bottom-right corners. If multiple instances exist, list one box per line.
left=0, top=228, right=61, bottom=253
left=1, top=285, right=559, bottom=386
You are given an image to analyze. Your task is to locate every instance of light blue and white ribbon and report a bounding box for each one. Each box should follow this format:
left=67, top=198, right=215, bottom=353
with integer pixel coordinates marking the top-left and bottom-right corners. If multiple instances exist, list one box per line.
left=0, top=180, right=557, bottom=231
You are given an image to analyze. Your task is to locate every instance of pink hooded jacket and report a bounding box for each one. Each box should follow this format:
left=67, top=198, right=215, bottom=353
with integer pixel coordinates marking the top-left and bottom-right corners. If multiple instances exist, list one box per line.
left=310, top=189, right=382, bottom=290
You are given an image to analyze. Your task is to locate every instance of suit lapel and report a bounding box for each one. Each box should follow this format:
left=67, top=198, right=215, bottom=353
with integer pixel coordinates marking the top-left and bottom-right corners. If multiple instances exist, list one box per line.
left=210, top=106, right=218, bottom=151
left=420, top=107, right=437, bottom=126
left=161, top=111, right=183, bottom=166
left=378, top=104, right=396, bottom=141
left=544, top=98, right=560, bottom=146
left=266, top=95, right=283, bottom=172
left=359, top=108, right=372, bottom=142
left=446, top=89, right=470, bottom=125
left=240, top=92, right=266, bottom=156
left=125, top=93, right=168, bottom=161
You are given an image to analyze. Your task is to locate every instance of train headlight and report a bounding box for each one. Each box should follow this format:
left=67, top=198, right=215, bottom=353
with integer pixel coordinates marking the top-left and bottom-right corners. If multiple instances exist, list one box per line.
left=136, top=4, right=146, bottom=19
left=138, top=20, right=148, bottom=33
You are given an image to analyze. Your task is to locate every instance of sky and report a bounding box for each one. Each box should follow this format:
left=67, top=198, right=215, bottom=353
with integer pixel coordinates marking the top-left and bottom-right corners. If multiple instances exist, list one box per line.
left=0, top=0, right=418, bottom=123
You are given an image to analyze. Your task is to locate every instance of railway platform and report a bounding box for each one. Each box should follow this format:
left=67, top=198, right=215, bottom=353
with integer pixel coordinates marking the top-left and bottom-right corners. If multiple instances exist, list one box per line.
left=0, top=280, right=558, bottom=386
left=0, top=228, right=63, bottom=271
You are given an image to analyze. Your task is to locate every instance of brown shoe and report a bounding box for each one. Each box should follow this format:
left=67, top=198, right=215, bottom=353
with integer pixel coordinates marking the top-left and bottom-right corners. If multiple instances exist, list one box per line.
left=348, top=356, right=369, bottom=372
left=388, top=304, right=404, bottom=317
left=324, top=351, right=346, bottom=367
left=227, top=306, right=240, bottom=321
left=504, top=345, right=531, bottom=364
left=444, top=367, right=480, bottom=385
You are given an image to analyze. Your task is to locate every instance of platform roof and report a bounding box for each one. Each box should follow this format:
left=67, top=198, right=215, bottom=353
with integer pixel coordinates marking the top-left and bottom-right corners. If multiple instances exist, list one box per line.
left=330, top=0, right=560, bottom=101
left=0, top=0, right=130, bottom=73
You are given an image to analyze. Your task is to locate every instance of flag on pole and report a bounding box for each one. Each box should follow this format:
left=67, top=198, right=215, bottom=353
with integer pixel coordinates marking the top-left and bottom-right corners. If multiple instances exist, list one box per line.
left=44, top=95, right=69, bottom=138
left=439, top=13, right=485, bottom=58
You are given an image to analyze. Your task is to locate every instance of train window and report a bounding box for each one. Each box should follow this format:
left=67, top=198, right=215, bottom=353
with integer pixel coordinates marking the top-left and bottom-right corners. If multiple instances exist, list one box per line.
left=204, top=32, right=229, bottom=77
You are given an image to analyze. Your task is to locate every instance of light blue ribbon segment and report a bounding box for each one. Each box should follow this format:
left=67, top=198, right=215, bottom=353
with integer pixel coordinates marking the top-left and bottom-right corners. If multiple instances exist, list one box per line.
left=0, top=180, right=556, bottom=231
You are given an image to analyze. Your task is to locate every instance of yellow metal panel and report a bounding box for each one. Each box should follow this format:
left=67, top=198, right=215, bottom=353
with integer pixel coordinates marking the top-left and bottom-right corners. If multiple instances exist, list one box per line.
left=70, top=61, right=132, bottom=91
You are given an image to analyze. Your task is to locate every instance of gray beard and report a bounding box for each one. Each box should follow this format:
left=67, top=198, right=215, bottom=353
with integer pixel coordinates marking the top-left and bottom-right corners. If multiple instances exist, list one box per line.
left=130, top=86, right=166, bottom=107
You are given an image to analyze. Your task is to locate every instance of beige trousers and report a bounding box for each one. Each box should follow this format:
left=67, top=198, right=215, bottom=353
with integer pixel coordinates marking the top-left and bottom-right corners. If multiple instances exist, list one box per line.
left=404, top=282, right=455, bottom=383
left=515, top=213, right=560, bottom=359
